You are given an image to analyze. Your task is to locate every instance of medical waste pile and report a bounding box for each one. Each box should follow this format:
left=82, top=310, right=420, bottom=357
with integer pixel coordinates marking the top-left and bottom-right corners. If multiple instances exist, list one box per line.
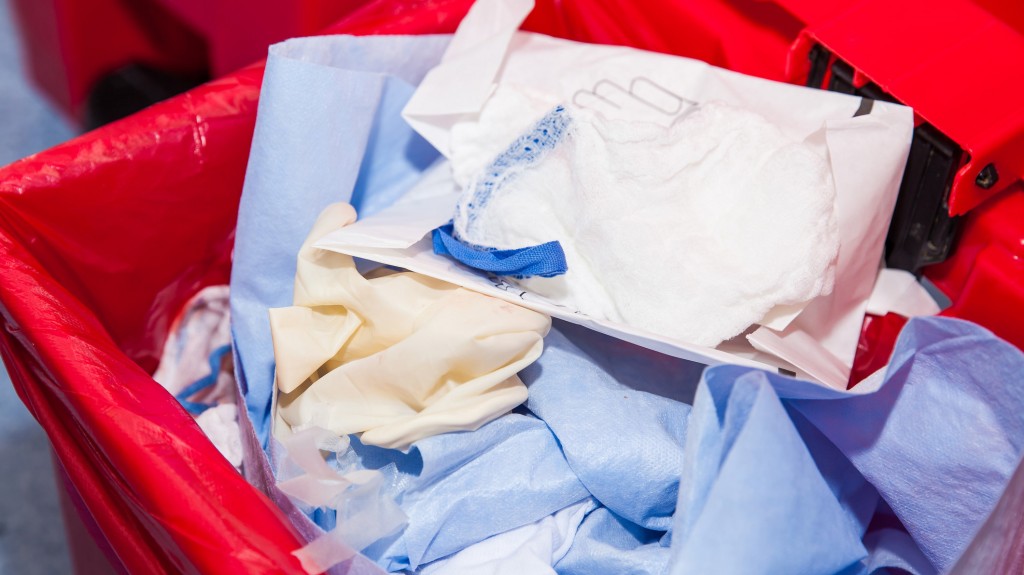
left=157, top=1, right=1024, bottom=574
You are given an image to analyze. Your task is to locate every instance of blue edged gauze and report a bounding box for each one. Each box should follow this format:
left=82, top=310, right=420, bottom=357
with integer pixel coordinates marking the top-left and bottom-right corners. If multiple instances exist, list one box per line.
left=433, top=105, right=572, bottom=279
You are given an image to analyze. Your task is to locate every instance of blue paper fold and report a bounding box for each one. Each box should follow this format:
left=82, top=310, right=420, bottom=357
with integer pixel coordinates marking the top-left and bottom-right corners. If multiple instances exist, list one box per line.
left=554, top=507, right=671, bottom=575
left=522, top=324, right=693, bottom=531
left=359, top=413, right=589, bottom=572
left=785, top=317, right=1024, bottom=571
left=694, top=316, right=1024, bottom=573
left=668, top=370, right=867, bottom=575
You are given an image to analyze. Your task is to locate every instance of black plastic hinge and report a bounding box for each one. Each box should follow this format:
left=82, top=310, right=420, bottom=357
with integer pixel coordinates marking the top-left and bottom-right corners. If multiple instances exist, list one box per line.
left=805, top=46, right=960, bottom=273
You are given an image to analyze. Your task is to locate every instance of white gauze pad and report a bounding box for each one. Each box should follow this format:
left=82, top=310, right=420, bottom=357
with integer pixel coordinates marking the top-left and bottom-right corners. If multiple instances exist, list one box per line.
left=450, top=86, right=839, bottom=347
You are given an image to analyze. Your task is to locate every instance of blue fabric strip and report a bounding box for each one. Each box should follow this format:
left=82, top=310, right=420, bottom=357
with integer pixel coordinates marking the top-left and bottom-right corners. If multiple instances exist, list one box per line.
left=432, top=222, right=568, bottom=278
left=176, top=344, right=232, bottom=415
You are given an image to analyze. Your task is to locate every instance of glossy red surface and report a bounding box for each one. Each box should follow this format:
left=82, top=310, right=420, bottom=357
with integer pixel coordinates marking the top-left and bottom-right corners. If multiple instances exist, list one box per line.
left=0, top=64, right=310, bottom=574
left=10, top=0, right=209, bottom=120
left=925, top=184, right=1024, bottom=351
left=784, top=0, right=1024, bottom=216
left=3, top=0, right=1022, bottom=571
left=849, top=313, right=909, bottom=388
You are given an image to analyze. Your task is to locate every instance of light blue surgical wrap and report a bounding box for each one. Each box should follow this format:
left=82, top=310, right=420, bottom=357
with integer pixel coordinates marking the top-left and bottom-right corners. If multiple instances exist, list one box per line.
left=668, top=370, right=868, bottom=575
left=687, top=316, right=1024, bottom=574
left=358, top=413, right=589, bottom=572
left=341, top=320, right=700, bottom=572
left=522, top=323, right=697, bottom=531
left=540, top=317, right=1019, bottom=575
left=230, top=34, right=449, bottom=448
left=784, top=316, right=1024, bottom=571
left=862, top=529, right=936, bottom=575
left=261, top=293, right=1017, bottom=575
left=554, top=507, right=671, bottom=575
left=228, top=33, right=1024, bottom=575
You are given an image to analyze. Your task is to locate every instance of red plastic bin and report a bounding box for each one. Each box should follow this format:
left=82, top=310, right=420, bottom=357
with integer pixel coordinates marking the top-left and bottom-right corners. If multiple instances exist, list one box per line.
left=1, top=0, right=1022, bottom=572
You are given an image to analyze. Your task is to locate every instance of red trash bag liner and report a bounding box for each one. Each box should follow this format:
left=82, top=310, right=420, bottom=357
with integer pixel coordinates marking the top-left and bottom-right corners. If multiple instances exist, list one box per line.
left=0, top=0, right=895, bottom=572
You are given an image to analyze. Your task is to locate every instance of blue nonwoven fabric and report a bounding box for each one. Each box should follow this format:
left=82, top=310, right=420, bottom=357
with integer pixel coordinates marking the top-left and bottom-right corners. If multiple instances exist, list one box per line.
left=550, top=320, right=705, bottom=405
left=779, top=316, right=1024, bottom=572
left=336, top=319, right=699, bottom=572
left=356, top=413, right=590, bottom=572
left=287, top=315, right=1009, bottom=574
left=538, top=316, right=953, bottom=575
left=695, top=316, right=1024, bottom=573
left=432, top=222, right=568, bottom=278
left=553, top=507, right=671, bottom=575
left=860, top=529, right=937, bottom=575
left=785, top=405, right=880, bottom=539
left=521, top=324, right=694, bottom=531
left=230, top=34, right=450, bottom=448
left=668, top=370, right=868, bottom=575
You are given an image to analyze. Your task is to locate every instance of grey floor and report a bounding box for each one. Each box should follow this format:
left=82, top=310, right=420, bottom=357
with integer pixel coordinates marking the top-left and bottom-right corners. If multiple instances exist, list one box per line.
left=0, top=0, right=77, bottom=573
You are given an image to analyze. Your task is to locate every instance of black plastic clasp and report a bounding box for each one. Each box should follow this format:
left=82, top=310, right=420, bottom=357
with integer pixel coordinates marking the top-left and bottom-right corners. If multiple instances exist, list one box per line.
left=806, top=46, right=961, bottom=274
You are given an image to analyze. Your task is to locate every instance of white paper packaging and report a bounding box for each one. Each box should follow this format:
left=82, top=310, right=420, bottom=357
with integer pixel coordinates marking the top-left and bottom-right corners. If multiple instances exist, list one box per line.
left=315, top=0, right=916, bottom=389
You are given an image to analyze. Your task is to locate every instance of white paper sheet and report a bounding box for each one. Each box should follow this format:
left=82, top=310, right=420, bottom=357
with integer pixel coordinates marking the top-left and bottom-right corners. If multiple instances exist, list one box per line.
left=866, top=268, right=942, bottom=318
left=748, top=104, right=915, bottom=388
left=318, top=235, right=776, bottom=373
left=404, top=0, right=535, bottom=156
left=328, top=161, right=459, bottom=250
